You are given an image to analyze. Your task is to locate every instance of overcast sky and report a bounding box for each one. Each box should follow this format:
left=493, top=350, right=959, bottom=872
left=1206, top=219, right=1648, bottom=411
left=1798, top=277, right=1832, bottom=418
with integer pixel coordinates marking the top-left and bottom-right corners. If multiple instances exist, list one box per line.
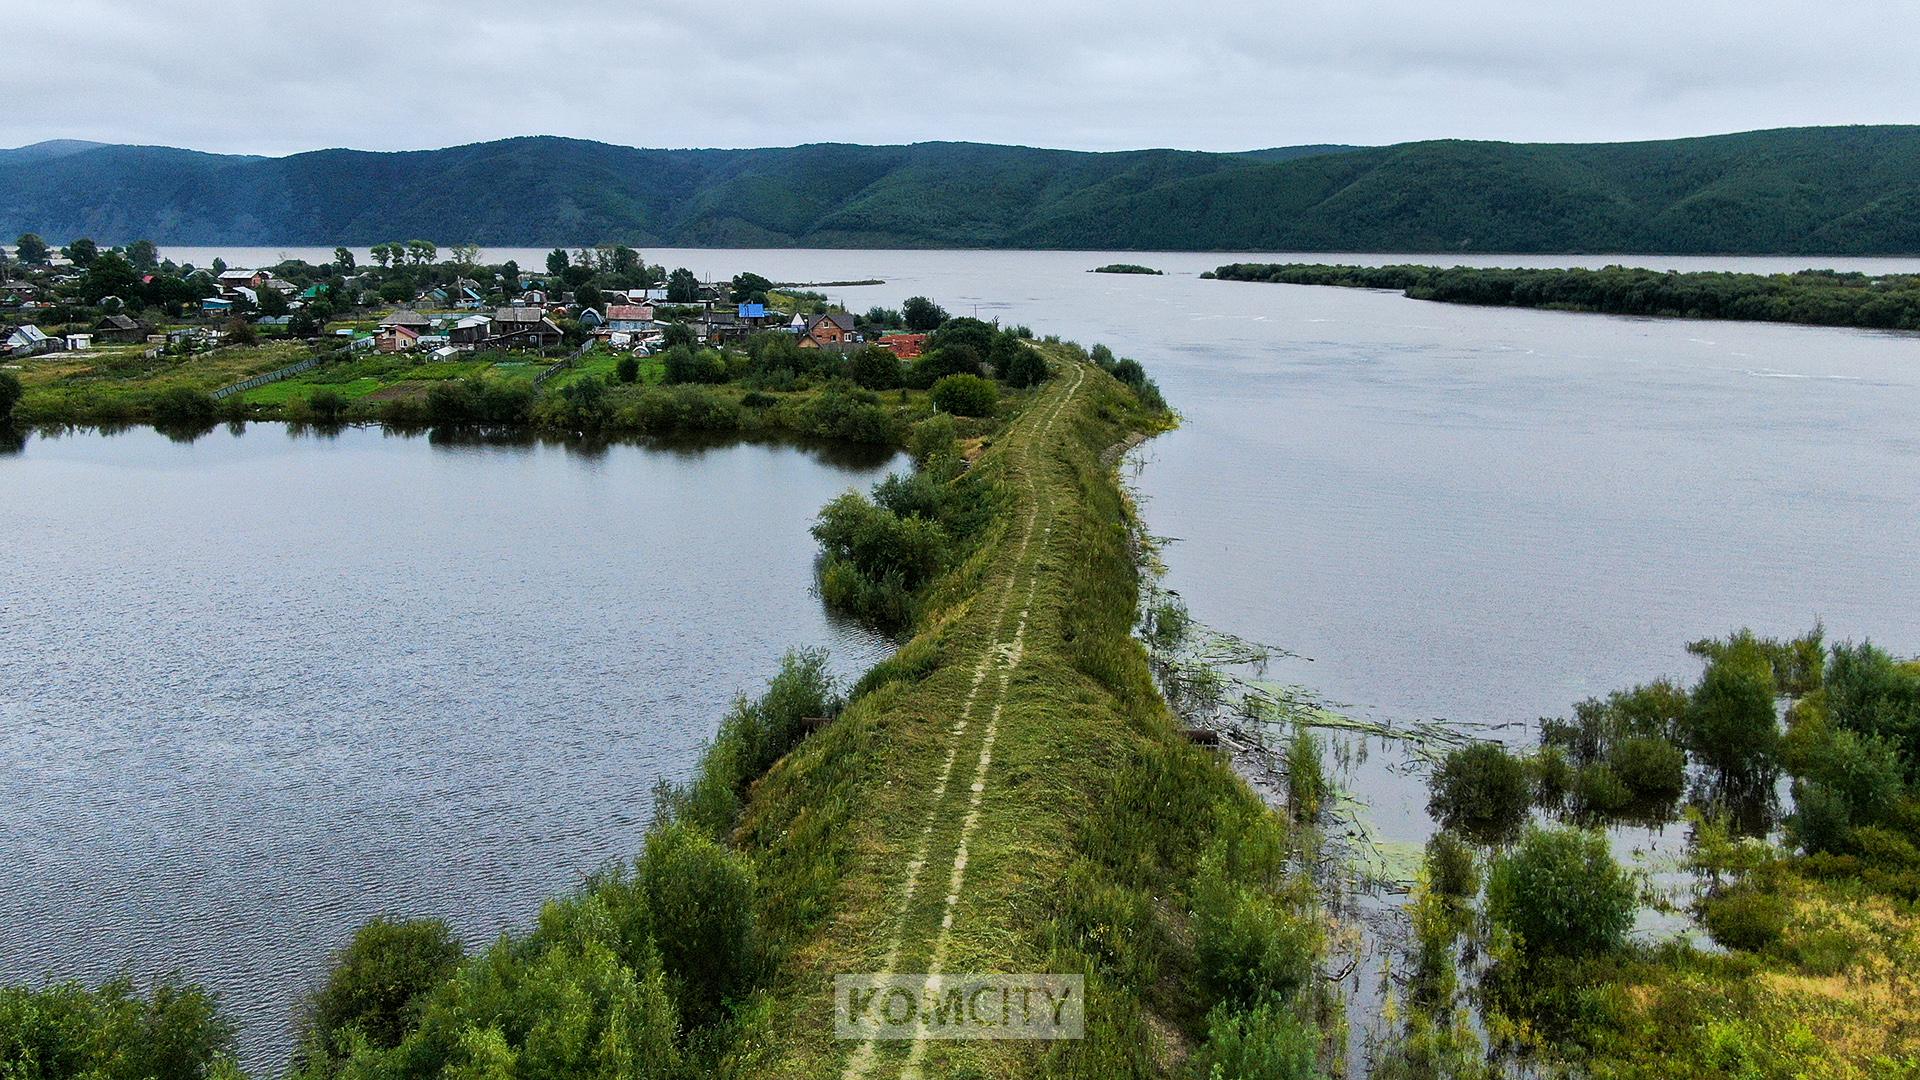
left=9, top=1, right=1919, bottom=156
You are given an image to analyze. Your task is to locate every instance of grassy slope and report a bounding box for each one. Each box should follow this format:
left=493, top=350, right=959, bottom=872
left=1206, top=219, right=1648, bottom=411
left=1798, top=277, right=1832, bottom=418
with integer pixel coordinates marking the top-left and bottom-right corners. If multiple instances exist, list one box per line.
left=713, top=348, right=1219, bottom=1076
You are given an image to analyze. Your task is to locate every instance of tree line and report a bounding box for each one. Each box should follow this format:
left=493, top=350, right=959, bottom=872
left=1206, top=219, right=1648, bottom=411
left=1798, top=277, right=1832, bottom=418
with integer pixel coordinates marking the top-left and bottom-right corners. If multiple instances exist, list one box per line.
left=1207, top=262, right=1920, bottom=332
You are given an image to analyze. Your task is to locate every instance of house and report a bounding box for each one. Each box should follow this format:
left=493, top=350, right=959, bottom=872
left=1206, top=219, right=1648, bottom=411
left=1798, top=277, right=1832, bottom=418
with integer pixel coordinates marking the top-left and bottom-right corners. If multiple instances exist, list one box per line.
left=202, top=296, right=234, bottom=314
left=876, top=332, right=928, bottom=359
left=797, top=311, right=858, bottom=349
left=94, top=313, right=149, bottom=342
left=449, top=314, right=493, bottom=346
left=376, top=324, right=421, bottom=353
left=737, top=302, right=772, bottom=326
left=5, top=324, right=51, bottom=355
left=264, top=277, right=298, bottom=295
left=482, top=307, right=563, bottom=349
left=379, top=309, right=432, bottom=333
left=0, top=281, right=40, bottom=302
left=299, top=283, right=329, bottom=301
left=416, top=286, right=450, bottom=307
left=218, top=268, right=269, bottom=293
left=786, top=312, right=808, bottom=334
left=579, top=307, right=604, bottom=329
left=700, top=308, right=744, bottom=344
left=233, top=287, right=258, bottom=307
left=605, top=304, right=653, bottom=333
left=516, top=289, right=547, bottom=306
left=492, top=306, right=549, bottom=336
left=482, top=317, right=563, bottom=350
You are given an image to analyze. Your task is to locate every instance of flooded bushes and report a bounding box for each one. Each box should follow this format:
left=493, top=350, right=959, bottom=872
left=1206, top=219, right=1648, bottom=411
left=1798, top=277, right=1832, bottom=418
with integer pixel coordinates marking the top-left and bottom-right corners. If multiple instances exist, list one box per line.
left=813, top=491, right=949, bottom=626
left=1427, top=742, right=1533, bottom=844
left=1487, top=826, right=1636, bottom=962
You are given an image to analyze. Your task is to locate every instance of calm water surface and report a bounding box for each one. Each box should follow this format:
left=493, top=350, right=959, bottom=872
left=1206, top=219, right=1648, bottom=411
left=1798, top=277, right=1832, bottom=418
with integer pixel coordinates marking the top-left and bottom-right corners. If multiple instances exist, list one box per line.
left=8, top=248, right=1920, bottom=1071
left=0, top=425, right=900, bottom=1072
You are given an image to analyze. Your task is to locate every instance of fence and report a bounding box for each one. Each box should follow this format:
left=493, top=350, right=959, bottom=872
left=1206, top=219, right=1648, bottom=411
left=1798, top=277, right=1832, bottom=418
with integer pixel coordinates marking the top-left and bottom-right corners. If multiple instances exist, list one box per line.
left=210, top=354, right=326, bottom=400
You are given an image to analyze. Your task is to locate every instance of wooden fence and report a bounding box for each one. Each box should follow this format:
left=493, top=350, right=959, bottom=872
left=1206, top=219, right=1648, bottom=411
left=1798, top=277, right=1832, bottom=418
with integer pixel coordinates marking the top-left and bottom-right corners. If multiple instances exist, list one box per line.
left=209, top=354, right=326, bottom=401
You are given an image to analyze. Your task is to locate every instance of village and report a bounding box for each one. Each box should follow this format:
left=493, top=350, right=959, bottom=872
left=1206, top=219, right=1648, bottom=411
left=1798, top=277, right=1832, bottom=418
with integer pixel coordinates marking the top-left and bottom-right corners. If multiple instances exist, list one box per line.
left=1, top=238, right=932, bottom=362
left=0, top=237, right=1043, bottom=439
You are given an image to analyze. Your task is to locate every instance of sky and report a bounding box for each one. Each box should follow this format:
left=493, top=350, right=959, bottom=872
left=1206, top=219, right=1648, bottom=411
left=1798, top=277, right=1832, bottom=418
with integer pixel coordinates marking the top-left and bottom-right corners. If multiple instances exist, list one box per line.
left=9, top=1, right=1920, bottom=156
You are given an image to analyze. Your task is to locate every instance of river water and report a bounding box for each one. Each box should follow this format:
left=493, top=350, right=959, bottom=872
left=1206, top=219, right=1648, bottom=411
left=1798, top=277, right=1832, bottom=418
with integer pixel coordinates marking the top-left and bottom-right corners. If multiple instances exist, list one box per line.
left=7, top=248, right=1920, bottom=1072
left=0, top=426, right=899, bottom=1072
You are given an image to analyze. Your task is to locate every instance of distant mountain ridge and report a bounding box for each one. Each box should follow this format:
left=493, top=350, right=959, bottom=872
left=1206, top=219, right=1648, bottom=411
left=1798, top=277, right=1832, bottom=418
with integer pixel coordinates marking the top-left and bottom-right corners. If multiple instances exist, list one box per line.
left=3, top=127, right=1920, bottom=253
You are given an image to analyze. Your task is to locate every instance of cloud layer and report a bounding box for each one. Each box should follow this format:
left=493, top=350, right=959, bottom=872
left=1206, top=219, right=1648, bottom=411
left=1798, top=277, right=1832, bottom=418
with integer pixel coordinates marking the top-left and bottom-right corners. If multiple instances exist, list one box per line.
left=11, top=1, right=1918, bottom=155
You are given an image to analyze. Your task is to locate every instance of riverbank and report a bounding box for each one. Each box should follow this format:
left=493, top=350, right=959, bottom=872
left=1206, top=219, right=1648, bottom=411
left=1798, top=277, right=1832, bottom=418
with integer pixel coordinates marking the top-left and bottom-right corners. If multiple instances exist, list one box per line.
left=1204, top=262, right=1920, bottom=332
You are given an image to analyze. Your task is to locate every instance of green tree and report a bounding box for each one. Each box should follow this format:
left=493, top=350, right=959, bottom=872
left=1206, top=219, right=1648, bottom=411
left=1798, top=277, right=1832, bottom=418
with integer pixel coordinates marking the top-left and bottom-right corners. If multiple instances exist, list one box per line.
left=257, top=286, right=290, bottom=317
left=666, top=267, right=700, bottom=303
left=78, top=252, right=139, bottom=305
left=546, top=248, right=569, bottom=277
left=63, top=237, right=98, bottom=266
left=332, top=246, right=355, bottom=272
left=14, top=232, right=49, bottom=265
left=124, top=239, right=158, bottom=269
left=1487, top=826, right=1636, bottom=961
left=729, top=271, right=774, bottom=303
left=902, top=295, right=948, bottom=331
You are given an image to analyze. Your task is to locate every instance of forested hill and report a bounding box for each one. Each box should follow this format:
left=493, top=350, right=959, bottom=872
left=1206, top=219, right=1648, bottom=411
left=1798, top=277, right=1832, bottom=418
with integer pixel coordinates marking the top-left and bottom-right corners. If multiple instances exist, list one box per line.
left=5, top=126, right=1920, bottom=253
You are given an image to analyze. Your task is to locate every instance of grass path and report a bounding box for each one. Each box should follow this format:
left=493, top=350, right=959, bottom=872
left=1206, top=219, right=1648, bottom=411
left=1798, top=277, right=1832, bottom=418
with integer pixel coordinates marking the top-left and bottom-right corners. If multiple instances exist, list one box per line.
left=837, top=360, right=1087, bottom=1079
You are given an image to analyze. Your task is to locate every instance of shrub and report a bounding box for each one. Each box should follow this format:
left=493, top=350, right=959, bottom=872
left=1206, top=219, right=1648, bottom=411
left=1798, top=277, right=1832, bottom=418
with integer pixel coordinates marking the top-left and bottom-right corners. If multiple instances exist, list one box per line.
left=614, top=354, right=639, bottom=383
left=996, top=340, right=1049, bottom=388
left=1191, top=807, right=1314, bottom=1009
left=847, top=345, right=903, bottom=390
left=1425, top=831, right=1478, bottom=900
left=908, top=413, right=959, bottom=464
left=1190, top=999, right=1319, bottom=1080
left=1427, top=742, right=1533, bottom=844
left=907, top=345, right=981, bottom=387
left=636, top=821, right=757, bottom=1026
left=1700, top=887, right=1787, bottom=952
left=1571, top=762, right=1631, bottom=820
left=0, top=370, right=21, bottom=422
left=0, top=977, right=238, bottom=1080
left=299, top=917, right=462, bottom=1067
left=1608, top=734, right=1687, bottom=808
left=424, top=378, right=478, bottom=424
left=930, top=373, right=999, bottom=417
left=149, top=386, right=217, bottom=426
left=662, top=344, right=728, bottom=384
left=803, top=384, right=899, bottom=444
left=1285, top=725, right=1326, bottom=822
left=1487, top=826, right=1637, bottom=961
left=306, top=388, right=348, bottom=423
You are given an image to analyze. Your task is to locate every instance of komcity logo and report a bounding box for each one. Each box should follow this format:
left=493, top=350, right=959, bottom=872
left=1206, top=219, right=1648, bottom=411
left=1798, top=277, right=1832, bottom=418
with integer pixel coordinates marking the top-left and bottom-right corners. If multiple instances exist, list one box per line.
left=834, top=974, right=1085, bottom=1041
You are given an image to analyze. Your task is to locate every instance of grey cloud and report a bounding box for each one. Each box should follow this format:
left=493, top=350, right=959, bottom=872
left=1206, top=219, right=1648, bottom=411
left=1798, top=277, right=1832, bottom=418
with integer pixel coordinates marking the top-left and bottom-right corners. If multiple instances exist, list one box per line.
left=6, top=0, right=1918, bottom=155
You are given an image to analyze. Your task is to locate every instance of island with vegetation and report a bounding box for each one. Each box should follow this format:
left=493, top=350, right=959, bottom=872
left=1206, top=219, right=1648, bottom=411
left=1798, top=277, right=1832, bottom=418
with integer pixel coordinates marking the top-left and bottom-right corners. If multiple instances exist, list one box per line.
left=1092, top=263, right=1163, bottom=275
left=1206, top=261, right=1920, bottom=332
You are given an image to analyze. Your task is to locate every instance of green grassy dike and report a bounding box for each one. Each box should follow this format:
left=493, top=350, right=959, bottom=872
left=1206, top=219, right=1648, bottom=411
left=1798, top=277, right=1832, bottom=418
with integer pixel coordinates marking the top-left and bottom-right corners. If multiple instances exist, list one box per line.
left=728, top=346, right=1320, bottom=1077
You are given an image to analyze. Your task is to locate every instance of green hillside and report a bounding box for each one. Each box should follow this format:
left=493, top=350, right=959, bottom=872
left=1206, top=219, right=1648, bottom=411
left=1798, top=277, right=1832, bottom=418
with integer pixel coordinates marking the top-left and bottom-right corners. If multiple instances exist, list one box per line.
left=5, top=127, right=1920, bottom=252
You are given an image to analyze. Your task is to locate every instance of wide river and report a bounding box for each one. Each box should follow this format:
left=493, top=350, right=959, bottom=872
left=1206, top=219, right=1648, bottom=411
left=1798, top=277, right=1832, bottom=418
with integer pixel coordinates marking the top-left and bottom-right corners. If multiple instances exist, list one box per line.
left=9, top=248, right=1920, bottom=1072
